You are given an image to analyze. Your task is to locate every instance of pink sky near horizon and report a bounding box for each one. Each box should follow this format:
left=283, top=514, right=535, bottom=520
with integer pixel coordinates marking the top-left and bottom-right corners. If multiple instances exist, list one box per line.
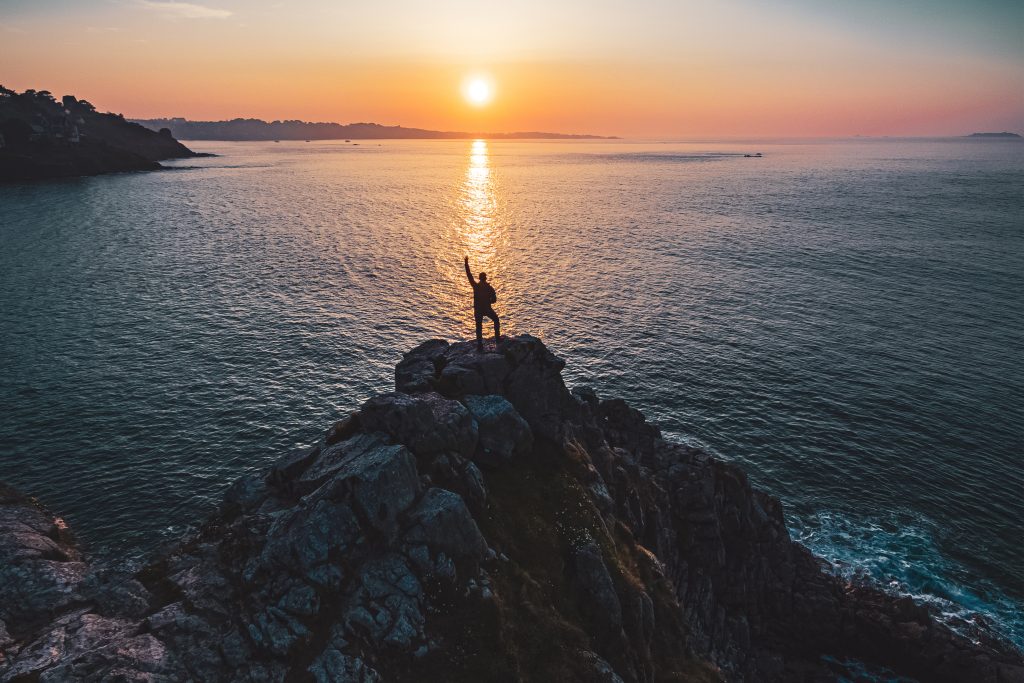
left=1, top=0, right=1022, bottom=137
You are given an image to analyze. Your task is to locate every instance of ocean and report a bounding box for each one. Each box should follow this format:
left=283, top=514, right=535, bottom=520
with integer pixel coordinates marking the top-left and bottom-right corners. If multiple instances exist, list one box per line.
left=1, top=138, right=1021, bottom=646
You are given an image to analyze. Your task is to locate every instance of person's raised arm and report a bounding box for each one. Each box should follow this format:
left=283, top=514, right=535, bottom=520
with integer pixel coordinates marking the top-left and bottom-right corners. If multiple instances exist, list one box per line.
left=464, top=256, right=475, bottom=285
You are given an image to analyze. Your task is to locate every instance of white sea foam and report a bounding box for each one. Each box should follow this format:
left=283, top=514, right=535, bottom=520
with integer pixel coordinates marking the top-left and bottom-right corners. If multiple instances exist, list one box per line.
left=791, top=509, right=1024, bottom=650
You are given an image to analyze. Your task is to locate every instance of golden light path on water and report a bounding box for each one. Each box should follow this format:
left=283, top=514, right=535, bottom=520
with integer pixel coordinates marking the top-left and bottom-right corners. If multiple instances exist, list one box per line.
left=433, top=139, right=514, bottom=341
left=463, top=139, right=497, bottom=260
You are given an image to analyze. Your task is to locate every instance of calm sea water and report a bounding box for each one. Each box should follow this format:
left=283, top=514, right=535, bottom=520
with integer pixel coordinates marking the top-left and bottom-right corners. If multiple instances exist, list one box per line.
left=1, top=138, right=1022, bottom=646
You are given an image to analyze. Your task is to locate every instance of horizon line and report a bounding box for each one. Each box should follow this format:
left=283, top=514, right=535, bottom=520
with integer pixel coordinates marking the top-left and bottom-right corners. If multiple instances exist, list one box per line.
left=132, top=116, right=1020, bottom=142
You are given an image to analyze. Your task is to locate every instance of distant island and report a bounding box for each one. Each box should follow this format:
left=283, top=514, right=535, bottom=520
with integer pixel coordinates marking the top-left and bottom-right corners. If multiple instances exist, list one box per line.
left=132, top=117, right=617, bottom=141
left=967, top=132, right=1021, bottom=138
left=0, top=87, right=204, bottom=183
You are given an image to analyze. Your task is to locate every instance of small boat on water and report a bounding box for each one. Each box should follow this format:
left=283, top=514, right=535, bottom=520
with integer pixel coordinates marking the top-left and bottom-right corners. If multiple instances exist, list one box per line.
left=744, top=152, right=763, bottom=158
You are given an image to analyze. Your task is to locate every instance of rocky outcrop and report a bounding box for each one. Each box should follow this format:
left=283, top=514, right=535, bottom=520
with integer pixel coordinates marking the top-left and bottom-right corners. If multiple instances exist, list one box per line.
left=1, top=335, right=1021, bottom=682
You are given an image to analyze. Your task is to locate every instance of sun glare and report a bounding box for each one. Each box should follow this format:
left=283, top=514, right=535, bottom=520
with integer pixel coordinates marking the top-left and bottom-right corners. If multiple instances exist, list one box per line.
left=463, top=76, right=494, bottom=107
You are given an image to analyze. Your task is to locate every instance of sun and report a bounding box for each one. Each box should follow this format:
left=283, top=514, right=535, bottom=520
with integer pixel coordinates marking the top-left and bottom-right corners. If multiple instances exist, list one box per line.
left=462, top=76, right=494, bottom=107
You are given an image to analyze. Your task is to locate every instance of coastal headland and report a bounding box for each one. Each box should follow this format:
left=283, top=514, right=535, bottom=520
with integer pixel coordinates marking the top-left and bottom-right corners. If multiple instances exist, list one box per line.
left=0, top=88, right=204, bottom=183
left=1, top=335, right=1021, bottom=681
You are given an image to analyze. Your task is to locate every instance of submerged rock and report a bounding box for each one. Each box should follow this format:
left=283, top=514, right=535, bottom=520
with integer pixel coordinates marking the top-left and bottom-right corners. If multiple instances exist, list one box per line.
left=1, top=335, right=1021, bottom=682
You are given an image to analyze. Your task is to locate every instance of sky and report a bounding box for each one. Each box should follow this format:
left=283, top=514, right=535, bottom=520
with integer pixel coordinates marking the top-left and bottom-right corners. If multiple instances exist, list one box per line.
left=1, top=0, right=1022, bottom=137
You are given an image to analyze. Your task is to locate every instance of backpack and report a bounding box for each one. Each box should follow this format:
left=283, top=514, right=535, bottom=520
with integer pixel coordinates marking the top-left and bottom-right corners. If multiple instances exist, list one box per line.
left=489, top=285, right=497, bottom=304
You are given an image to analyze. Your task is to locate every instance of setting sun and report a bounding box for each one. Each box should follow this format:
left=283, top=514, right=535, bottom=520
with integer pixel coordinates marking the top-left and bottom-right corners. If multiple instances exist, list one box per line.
left=462, top=76, right=494, bottom=107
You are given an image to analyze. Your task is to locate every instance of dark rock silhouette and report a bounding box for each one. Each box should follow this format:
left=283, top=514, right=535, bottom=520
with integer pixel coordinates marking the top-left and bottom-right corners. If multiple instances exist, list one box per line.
left=0, top=87, right=205, bottom=182
left=1, top=335, right=1022, bottom=681
left=966, top=132, right=1021, bottom=138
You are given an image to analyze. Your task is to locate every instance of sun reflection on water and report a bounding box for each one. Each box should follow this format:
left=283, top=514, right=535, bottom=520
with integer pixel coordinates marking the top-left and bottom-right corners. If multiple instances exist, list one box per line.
left=462, top=139, right=498, bottom=261
left=430, top=139, right=509, bottom=339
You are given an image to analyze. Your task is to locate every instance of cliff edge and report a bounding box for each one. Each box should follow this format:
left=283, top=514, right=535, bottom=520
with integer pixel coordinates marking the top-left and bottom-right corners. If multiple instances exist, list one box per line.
left=1, top=336, right=1021, bottom=682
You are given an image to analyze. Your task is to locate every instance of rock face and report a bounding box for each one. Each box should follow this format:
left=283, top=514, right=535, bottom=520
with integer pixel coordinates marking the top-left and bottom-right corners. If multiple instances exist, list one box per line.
left=2, top=335, right=1022, bottom=682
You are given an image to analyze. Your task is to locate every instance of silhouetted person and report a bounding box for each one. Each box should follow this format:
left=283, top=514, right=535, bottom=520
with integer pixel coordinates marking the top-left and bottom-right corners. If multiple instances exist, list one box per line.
left=465, top=255, right=500, bottom=351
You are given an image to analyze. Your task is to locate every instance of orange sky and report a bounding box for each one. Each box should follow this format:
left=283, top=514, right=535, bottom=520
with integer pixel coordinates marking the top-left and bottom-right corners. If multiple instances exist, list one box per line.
left=1, top=0, right=1022, bottom=137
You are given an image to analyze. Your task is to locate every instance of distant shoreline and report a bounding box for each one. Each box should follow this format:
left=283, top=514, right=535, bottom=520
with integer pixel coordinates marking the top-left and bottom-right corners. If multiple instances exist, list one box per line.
left=132, top=117, right=618, bottom=141
left=965, top=132, right=1021, bottom=138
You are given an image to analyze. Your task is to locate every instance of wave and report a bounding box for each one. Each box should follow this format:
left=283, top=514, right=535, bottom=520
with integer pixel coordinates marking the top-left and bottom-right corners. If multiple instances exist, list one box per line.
left=660, top=429, right=1022, bottom=651
left=790, top=509, right=1024, bottom=650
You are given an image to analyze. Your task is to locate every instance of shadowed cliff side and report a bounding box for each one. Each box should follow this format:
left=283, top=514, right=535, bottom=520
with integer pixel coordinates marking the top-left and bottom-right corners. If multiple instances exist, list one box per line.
left=1, top=335, right=1021, bottom=681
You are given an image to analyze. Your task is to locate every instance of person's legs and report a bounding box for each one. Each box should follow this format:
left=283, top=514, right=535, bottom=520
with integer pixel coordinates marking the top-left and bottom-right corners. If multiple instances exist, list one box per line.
left=485, top=308, right=500, bottom=341
left=475, top=311, right=484, bottom=350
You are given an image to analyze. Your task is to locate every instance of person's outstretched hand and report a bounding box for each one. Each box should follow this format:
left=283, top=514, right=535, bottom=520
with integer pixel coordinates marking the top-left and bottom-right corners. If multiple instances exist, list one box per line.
left=464, top=255, right=469, bottom=264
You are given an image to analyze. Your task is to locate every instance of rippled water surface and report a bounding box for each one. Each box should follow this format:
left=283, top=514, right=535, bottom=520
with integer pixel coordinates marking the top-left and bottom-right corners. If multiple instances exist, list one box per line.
left=2, top=138, right=1022, bottom=644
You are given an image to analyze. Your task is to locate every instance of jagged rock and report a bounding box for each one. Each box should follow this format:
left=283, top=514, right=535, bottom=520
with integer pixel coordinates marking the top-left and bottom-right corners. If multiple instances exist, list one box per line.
left=578, top=650, right=627, bottom=683
left=402, top=488, right=487, bottom=568
left=344, top=553, right=425, bottom=650
left=259, top=494, right=361, bottom=580
left=359, top=391, right=478, bottom=461
left=463, top=394, right=533, bottom=465
left=310, top=647, right=381, bottom=683
left=620, top=582, right=656, bottom=654
left=457, top=460, right=488, bottom=508
left=265, top=446, right=318, bottom=489
left=2, top=611, right=177, bottom=682
left=81, top=566, right=151, bottom=619
left=325, top=412, right=362, bottom=446
left=572, top=541, right=623, bottom=642
left=278, top=582, right=319, bottom=617
left=395, top=339, right=450, bottom=393
left=499, top=335, right=576, bottom=441
left=310, top=626, right=382, bottom=683
left=144, top=602, right=187, bottom=634
left=434, top=336, right=574, bottom=441
left=248, top=605, right=310, bottom=655
left=223, top=472, right=268, bottom=513
left=598, top=398, right=662, bottom=456
left=0, top=485, right=87, bottom=637
left=299, top=432, right=420, bottom=535
left=1, top=335, right=1021, bottom=683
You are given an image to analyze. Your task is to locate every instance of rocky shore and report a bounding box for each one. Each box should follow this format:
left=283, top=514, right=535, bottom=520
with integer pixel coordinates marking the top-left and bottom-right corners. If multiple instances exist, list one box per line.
left=1, top=335, right=1021, bottom=681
